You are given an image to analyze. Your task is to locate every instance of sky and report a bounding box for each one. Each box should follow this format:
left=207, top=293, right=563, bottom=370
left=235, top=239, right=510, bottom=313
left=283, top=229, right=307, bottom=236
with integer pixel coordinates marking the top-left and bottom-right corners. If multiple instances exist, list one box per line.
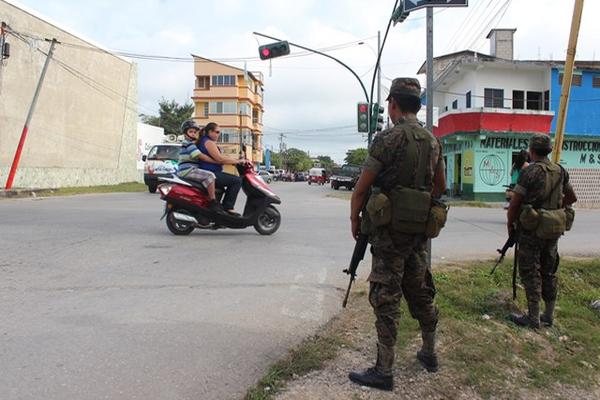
left=9, top=0, right=600, bottom=163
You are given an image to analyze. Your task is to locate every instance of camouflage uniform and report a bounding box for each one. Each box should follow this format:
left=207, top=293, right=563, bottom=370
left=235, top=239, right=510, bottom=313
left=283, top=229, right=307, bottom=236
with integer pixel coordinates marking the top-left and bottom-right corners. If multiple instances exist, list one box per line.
left=362, top=79, right=444, bottom=376
left=513, top=154, right=572, bottom=307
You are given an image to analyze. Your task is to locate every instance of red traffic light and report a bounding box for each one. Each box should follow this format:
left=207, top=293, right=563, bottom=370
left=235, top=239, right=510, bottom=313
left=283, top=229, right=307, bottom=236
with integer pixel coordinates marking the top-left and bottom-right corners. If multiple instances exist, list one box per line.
left=258, top=41, right=290, bottom=60
left=358, top=104, right=368, bottom=113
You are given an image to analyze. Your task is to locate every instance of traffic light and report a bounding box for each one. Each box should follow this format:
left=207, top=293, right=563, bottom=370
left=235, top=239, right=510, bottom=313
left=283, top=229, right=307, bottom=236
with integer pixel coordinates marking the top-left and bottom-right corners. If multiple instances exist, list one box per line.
left=258, top=41, right=291, bottom=60
left=357, top=102, right=369, bottom=133
left=391, top=3, right=410, bottom=26
left=371, top=103, right=384, bottom=133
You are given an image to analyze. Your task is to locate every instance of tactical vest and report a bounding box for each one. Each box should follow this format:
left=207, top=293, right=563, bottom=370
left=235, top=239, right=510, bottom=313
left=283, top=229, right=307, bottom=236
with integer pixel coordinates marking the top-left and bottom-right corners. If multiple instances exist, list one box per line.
left=366, top=123, right=444, bottom=236
left=519, top=161, right=573, bottom=239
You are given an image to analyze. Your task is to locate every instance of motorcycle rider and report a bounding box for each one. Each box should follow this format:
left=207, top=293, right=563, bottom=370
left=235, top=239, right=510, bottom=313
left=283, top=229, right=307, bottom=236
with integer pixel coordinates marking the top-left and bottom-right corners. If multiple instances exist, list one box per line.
left=197, top=122, right=246, bottom=215
left=177, top=120, right=223, bottom=213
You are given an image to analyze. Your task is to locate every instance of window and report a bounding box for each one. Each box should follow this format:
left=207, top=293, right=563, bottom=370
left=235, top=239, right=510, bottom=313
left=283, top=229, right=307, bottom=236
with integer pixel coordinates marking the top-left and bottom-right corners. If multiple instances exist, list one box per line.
left=239, top=103, right=251, bottom=116
left=211, top=75, right=236, bottom=86
left=512, top=90, right=524, bottom=109
left=466, top=91, right=472, bottom=108
left=444, top=106, right=448, bottom=112
left=196, top=75, right=210, bottom=89
left=219, top=128, right=238, bottom=144
left=559, top=72, right=582, bottom=86
left=593, top=75, right=600, bottom=88
left=544, top=90, right=550, bottom=111
left=484, top=88, right=504, bottom=108
left=452, top=100, right=458, bottom=110
left=209, top=101, right=237, bottom=114
left=252, top=109, right=260, bottom=124
left=198, top=103, right=208, bottom=118
left=526, top=91, right=542, bottom=110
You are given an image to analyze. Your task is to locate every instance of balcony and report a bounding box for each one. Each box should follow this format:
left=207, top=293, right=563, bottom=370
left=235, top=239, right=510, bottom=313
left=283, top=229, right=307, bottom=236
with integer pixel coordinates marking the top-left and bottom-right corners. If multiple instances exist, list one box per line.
left=433, top=107, right=555, bottom=138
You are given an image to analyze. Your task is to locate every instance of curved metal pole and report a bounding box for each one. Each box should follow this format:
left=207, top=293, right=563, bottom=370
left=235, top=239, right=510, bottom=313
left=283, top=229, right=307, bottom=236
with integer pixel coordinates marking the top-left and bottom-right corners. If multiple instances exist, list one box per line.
left=253, top=32, right=369, bottom=103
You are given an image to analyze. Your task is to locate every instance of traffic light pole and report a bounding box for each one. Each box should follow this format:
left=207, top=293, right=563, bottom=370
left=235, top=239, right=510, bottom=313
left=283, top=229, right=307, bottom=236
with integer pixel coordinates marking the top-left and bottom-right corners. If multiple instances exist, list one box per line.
left=253, top=32, right=369, bottom=103
left=426, top=7, right=434, bottom=269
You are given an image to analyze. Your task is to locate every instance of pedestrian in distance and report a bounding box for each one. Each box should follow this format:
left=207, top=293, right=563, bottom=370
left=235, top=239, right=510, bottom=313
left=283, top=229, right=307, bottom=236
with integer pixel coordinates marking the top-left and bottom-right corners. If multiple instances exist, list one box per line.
left=348, top=78, right=447, bottom=391
left=507, top=134, right=577, bottom=329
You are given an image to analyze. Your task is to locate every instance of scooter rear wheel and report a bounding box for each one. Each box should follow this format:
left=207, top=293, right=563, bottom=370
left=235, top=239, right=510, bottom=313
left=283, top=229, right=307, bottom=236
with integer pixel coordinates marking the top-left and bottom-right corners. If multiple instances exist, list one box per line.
left=166, top=209, right=195, bottom=235
left=254, top=205, right=281, bottom=235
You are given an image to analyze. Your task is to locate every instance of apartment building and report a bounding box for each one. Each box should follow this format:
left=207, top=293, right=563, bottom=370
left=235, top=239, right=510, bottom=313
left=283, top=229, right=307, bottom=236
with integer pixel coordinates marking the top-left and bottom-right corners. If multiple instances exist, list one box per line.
left=419, top=29, right=600, bottom=206
left=191, top=56, right=264, bottom=172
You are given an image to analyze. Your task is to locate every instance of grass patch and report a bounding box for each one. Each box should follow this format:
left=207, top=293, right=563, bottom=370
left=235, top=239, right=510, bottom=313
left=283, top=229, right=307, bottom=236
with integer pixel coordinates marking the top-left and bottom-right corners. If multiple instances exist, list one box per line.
left=325, top=193, right=501, bottom=209
left=394, top=258, right=600, bottom=397
left=245, top=334, right=347, bottom=400
left=42, top=182, right=146, bottom=196
left=326, top=192, right=352, bottom=201
left=446, top=200, right=500, bottom=208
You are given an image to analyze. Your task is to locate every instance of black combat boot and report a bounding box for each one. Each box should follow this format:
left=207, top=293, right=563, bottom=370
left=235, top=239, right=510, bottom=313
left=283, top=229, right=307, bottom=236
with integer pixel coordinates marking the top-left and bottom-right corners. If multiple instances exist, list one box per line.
left=416, top=331, right=439, bottom=373
left=510, top=301, right=541, bottom=329
left=348, top=368, right=393, bottom=391
left=540, top=300, right=555, bottom=327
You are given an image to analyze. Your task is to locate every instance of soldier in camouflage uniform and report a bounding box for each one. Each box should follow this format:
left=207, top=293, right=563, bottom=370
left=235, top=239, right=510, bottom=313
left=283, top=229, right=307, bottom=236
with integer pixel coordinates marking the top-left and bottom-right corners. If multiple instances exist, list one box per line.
left=349, top=78, right=446, bottom=391
left=507, top=134, right=577, bottom=329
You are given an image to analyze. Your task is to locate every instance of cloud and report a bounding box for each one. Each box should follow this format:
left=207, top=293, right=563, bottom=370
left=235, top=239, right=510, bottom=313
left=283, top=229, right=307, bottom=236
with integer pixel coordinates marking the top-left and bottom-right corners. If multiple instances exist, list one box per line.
left=12, top=0, right=600, bottom=163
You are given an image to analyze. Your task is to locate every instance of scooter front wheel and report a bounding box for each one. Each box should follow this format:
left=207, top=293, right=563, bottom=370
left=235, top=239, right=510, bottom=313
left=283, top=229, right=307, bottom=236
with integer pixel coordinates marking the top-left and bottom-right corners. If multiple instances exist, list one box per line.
left=166, top=209, right=195, bottom=235
left=254, top=205, right=281, bottom=235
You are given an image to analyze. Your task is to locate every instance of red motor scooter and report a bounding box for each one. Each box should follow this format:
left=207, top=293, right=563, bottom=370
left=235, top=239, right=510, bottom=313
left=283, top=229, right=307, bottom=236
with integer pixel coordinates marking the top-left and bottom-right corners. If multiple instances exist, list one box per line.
left=157, top=163, right=282, bottom=236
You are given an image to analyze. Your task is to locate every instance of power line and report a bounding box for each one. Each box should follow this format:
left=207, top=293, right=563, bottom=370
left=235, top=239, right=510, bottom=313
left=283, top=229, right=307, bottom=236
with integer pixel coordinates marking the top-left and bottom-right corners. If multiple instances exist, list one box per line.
left=444, top=0, right=489, bottom=52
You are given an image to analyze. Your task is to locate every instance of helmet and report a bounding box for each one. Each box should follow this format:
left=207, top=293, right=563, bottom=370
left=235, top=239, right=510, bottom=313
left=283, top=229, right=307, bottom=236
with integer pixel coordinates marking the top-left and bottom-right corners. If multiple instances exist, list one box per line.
left=180, top=119, right=200, bottom=135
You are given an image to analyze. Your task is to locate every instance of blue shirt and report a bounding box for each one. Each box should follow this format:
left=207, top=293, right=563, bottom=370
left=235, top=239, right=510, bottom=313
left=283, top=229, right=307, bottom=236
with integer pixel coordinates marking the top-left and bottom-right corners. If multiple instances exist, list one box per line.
left=197, top=136, right=223, bottom=173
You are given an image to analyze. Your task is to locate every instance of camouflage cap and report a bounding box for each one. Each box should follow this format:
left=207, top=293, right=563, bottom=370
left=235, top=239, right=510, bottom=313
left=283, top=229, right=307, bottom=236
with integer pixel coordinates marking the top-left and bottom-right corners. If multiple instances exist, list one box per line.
left=386, top=77, right=422, bottom=100
left=529, top=134, right=552, bottom=152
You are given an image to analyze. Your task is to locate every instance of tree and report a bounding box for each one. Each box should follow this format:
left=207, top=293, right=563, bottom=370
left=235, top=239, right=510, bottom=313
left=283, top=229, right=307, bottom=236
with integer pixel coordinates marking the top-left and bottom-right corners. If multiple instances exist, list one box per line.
left=270, top=152, right=283, bottom=169
left=284, top=148, right=312, bottom=172
left=344, top=148, right=368, bottom=165
left=316, top=155, right=334, bottom=171
left=140, top=98, right=195, bottom=136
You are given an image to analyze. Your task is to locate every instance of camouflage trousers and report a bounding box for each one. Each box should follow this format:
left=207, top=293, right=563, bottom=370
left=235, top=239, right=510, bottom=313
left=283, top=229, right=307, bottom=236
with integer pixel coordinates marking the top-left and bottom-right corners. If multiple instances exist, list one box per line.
left=368, top=232, right=438, bottom=376
left=517, top=232, right=560, bottom=303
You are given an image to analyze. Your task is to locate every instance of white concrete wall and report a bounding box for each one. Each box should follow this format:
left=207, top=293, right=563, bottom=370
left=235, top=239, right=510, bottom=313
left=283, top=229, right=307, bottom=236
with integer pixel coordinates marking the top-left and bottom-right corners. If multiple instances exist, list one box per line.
left=435, top=64, right=550, bottom=115
left=0, top=0, right=138, bottom=188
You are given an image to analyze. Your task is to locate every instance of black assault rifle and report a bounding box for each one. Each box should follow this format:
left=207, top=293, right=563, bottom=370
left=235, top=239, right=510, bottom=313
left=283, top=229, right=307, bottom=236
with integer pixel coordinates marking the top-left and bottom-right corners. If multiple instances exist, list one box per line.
left=342, top=230, right=369, bottom=308
left=490, top=230, right=519, bottom=299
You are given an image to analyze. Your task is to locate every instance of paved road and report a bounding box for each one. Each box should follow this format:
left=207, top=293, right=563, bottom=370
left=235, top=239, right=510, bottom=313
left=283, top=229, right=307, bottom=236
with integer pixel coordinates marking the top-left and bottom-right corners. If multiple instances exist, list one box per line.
left=1, top=183, right=598, bottom=400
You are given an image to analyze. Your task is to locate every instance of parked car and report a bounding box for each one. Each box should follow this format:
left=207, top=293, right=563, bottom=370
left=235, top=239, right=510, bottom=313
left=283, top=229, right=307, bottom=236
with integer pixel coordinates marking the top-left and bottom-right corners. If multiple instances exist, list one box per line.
left=143, top=144, right=181, bottom=193
left=258, top=170, right=273, bottom=183
left=294, top=172, right=307, bottom=182
left=330, top=164, right=361, bottom=190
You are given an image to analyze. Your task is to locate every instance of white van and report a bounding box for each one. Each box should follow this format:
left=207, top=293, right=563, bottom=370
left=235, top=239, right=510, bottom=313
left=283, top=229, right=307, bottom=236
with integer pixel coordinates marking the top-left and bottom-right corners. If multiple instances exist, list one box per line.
left=142, top=144, right=181, bottom=193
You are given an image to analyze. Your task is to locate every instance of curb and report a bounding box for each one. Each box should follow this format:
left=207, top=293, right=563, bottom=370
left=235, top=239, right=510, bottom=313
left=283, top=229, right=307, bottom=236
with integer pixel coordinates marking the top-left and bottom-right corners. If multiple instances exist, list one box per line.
left=0, top=188, right=57, bottom=199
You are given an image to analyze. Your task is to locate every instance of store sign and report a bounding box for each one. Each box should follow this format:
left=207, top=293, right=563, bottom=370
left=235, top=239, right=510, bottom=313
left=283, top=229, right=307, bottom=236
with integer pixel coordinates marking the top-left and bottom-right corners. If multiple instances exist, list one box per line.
left=480, top=137, right=529, bottom=150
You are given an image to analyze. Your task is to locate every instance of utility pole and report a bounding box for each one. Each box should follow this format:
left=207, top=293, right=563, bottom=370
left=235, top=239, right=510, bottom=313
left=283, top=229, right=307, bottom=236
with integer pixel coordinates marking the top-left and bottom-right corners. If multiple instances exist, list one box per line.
left=5, top=38, right=58, bottom=190
left=425, top=7, right=434, bottom=268
left=552, top=0, right=585, bottom=163
left=377, top=30, right=381, bottom=108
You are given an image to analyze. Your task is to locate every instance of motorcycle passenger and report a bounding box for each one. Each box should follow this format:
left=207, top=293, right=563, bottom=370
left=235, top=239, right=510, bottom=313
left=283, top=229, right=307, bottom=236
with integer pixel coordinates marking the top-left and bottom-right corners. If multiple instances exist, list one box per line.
left=197, top=122, right=245, bottom=215
left=177, top=120, right=223, bottom=213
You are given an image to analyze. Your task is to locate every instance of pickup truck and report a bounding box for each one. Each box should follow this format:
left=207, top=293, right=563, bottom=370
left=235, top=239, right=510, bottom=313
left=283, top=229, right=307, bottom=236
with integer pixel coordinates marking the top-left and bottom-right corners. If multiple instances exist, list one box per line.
left=330, top=164, right=361, bottom=191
